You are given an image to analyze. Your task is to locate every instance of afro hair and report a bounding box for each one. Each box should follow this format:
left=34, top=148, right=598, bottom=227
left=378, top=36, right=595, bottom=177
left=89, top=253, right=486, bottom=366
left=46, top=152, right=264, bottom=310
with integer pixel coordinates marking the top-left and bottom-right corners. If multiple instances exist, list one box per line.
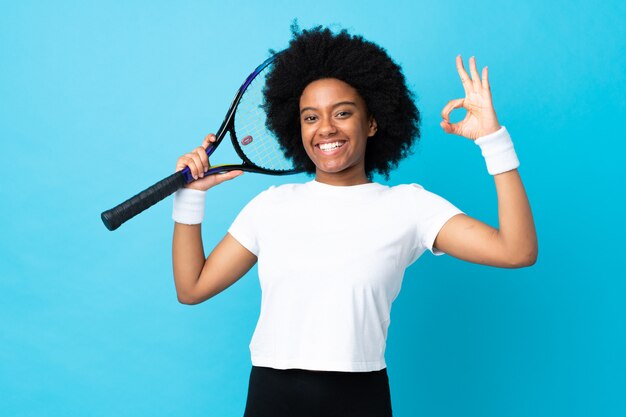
left=263, top=24, right=420, bottom=179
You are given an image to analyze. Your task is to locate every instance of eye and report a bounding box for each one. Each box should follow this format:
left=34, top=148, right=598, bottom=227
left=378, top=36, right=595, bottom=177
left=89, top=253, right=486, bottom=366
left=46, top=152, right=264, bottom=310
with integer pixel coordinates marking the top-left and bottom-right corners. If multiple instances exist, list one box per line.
left=336, top=110, right=352, bottom=118
left=302, top=114, right=318, bottom=122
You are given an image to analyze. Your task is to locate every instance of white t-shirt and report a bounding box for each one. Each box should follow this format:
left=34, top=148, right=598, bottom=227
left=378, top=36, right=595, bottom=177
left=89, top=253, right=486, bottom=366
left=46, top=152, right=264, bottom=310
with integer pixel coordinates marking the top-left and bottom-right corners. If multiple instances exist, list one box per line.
left=228, top=180, right=463, bottom=372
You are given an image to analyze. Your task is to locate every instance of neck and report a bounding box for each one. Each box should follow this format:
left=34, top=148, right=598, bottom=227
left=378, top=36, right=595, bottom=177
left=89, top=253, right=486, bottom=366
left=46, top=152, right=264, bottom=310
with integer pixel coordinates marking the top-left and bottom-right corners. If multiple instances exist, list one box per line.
left=314, top=167, right=370, bottom=186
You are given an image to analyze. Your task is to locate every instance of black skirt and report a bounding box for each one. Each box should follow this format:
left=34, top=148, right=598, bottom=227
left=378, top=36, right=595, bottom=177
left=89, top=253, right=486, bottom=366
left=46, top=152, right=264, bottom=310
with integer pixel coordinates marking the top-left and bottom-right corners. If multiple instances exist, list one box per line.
left=243, top=365, right=393, bottom=417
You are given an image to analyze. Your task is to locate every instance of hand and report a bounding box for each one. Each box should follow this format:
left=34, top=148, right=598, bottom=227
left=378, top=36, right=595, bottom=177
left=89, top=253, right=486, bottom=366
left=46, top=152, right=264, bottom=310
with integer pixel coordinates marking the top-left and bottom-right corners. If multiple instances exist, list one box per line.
left=175, top=133, right=243, bottom=191
left=440, top=55, right=501, bottom=140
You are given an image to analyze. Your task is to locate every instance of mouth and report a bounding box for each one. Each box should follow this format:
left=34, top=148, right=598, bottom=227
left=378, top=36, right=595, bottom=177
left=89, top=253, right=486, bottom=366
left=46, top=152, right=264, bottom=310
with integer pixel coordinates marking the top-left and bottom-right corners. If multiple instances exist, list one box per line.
left=315, top=140, right=347, bottom=153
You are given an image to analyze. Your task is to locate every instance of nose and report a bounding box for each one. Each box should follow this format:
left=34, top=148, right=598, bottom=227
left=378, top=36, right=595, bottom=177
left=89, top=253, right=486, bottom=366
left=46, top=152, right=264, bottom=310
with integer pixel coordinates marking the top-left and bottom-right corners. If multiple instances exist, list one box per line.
left=318, top=115, right=337, bottom=137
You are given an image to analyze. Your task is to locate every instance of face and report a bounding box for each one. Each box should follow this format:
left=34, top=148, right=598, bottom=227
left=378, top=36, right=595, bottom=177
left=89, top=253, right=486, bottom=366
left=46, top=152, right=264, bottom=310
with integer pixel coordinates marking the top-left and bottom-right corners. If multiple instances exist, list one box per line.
left=299, top=78, right=377, bottom=185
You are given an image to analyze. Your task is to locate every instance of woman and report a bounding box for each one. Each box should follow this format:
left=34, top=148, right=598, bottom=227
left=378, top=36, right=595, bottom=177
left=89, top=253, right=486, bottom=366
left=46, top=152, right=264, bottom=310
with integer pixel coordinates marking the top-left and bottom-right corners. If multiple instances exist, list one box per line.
left=171, top=26, right=537, bottom=417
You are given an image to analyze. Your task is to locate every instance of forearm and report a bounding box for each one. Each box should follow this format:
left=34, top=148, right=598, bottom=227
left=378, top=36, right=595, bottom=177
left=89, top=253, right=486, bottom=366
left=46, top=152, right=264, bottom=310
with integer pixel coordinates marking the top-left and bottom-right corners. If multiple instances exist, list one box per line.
left=438, top=57, right=538, bottom=268
left=169, top=135, right=246, bottom=303
left=493, top=169, right=538, bottom=266
left=172, top=223, right=206, bottom=300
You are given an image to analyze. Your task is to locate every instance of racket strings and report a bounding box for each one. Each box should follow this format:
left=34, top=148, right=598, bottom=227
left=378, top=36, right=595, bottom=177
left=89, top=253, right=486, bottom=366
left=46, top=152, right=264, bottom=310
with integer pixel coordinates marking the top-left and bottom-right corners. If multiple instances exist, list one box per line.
left=234, top=67, right=296, bottom=172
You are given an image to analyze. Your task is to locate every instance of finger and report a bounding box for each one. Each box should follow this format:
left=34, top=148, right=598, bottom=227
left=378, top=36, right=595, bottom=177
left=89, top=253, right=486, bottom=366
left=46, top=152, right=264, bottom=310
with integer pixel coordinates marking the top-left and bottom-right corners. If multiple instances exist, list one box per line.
left=175, top=155, right=188, bottom=172
left=441, top=98, right=465, bottom=121
left=482, top=66, right=491, bottom=93
left=186, top=155, right=202, bottom=179
left=469, top=56, right=482, bottom=91
left=440, top=119, right=462, bottom=136
left=175, top=154, right=197, bottom=173
left=189, top=151, right=208, bottom=178
left=456, top=55, right=473, bottom=95
left=202, top=133, right=217, bottom=149
left=180, top=153, right=202, bottom=180
left=194, top=146, right=210, bottom=174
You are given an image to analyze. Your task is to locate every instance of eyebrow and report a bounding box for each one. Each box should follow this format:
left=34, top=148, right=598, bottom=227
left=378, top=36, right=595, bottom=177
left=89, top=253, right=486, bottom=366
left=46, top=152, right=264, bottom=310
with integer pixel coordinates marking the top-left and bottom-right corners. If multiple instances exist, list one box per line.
left=300, top=101, right=357, bottom=115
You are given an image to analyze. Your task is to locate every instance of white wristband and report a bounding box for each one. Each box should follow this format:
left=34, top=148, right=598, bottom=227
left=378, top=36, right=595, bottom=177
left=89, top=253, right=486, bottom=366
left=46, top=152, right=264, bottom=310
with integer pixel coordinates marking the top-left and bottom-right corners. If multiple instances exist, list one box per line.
left=474, top=126, right=520, bottom=175
left=172, top=188, right=207, bottom=224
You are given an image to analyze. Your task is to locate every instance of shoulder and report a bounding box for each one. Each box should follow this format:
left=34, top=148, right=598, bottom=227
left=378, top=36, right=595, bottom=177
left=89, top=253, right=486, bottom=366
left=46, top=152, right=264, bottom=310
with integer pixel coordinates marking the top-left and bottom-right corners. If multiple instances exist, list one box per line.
left=247, top=182, right=309, bottom=204
left=383, top=182, right=458, bottom=210
left=389, top=183, right=450, bottom=198
left=387, top=183, right=425, bottom=193
left=382, top=182, right=427, bottom=199
left=263, top=182, right=309, bottom=197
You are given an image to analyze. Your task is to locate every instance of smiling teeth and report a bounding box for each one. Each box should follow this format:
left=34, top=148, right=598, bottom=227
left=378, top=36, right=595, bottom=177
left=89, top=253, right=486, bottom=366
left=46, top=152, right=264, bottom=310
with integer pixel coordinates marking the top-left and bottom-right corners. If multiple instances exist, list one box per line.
left=319, top=141, right=344, bottom=151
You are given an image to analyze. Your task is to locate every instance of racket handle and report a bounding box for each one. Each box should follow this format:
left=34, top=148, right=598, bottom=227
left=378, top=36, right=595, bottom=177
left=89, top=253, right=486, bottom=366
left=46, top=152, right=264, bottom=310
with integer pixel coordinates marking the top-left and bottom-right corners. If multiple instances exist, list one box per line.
left=101, top=171, right=187, bottom=231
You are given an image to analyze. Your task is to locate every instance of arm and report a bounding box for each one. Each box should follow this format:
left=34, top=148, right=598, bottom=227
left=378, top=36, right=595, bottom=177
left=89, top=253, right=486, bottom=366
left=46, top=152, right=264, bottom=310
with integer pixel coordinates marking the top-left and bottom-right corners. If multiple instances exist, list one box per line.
left=171, top=134, right=256, bottom=304
left=434, top=56, right=538, bottom=268
left=173, top=227, right=256, bottom=304
left=434, top=169, right=537, bottom=268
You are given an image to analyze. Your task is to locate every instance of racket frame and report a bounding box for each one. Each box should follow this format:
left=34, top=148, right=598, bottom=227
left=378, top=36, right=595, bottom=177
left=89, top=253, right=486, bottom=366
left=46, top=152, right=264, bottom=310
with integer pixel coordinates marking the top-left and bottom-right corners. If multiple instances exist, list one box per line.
left=101, top=52, right=302, bottom=231
left=180, top=53, right=302, bottom=182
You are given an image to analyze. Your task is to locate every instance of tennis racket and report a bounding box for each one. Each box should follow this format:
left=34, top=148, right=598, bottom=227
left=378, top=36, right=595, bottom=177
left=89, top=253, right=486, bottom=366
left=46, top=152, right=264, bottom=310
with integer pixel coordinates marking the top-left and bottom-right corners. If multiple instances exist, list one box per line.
left=101, top=53, right=302, bottom=231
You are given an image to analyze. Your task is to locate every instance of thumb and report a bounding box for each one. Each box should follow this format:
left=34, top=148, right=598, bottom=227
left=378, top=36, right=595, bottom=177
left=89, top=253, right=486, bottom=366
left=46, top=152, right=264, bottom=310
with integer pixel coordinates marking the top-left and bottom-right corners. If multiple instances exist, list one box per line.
left=440, top=120, right=463, bottom=136
left=213, top=170, right=244, bottom=186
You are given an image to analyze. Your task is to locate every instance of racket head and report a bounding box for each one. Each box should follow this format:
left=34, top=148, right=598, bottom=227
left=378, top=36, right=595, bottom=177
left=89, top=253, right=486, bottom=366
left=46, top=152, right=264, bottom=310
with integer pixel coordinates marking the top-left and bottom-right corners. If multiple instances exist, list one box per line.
left=179, top=53, right=303, bottom=184
left=225, top=54, right=302, bottom=174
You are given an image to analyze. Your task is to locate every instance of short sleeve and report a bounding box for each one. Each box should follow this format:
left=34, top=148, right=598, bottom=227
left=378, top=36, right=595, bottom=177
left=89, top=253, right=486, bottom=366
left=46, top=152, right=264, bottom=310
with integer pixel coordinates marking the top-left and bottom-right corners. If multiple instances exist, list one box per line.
left=227, top=188, right=273, bottom=256
left=410, top=184, right=464, bottom=257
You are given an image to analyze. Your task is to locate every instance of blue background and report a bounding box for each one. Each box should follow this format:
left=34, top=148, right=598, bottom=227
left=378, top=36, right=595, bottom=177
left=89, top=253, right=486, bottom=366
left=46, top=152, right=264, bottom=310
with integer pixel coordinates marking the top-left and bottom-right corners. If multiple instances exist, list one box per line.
left=1, top=1, right=624, bottom=416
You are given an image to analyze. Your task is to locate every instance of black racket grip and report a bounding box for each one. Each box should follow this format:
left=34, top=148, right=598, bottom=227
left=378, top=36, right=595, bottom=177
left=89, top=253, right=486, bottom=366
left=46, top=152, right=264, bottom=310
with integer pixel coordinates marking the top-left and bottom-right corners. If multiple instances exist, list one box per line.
left=101, top=171, right=187, bottom=231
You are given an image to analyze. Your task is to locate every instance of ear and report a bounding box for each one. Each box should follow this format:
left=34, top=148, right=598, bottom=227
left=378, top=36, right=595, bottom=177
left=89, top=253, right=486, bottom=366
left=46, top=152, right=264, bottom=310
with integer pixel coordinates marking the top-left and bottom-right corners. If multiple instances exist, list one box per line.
left=367, top=116, right=378, bottom=138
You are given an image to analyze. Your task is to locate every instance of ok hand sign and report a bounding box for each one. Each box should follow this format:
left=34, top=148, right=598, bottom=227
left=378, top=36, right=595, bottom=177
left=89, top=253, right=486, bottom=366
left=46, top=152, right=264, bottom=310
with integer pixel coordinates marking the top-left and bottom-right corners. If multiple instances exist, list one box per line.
left=440, top=56, right=501, bottom=140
